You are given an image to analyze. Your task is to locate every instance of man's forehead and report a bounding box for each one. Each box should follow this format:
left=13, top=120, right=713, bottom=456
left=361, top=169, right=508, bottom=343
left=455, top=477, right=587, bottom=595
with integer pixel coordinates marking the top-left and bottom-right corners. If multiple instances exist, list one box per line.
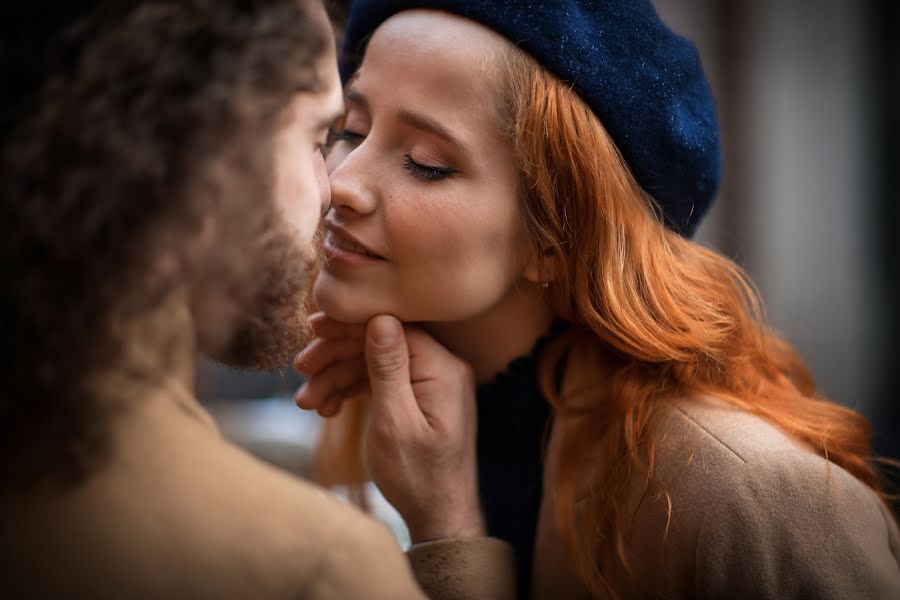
left=309, top=22, right=343, bottom=126
left=315, top=69, right=344, bottom=127
left=284, top=80, right=343, bottom=132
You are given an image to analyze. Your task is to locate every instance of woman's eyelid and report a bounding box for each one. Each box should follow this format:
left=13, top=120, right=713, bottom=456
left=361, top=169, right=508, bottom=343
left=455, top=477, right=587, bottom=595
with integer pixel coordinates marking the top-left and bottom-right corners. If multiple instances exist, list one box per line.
left=329, top=116, right=366, bottom=143
left=340, top=106, right=370, bottom=133
left=333, top=130, right=364, bottom=141
left=404, top=155, right=454, bottom=181
left=333, top=125, right=367, bottom=140
left=331, top=106, right=462, bottom=174
left=408, top=146, right=459, bottom=173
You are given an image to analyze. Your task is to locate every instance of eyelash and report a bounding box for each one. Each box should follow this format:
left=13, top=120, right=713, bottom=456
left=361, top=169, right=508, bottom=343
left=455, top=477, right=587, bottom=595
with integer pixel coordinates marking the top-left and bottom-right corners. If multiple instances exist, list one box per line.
left=330, top=129, right=457, bottom=182
left=402, top=155, right=456, bottom=181
left=331, top=130, right=364, bottom=143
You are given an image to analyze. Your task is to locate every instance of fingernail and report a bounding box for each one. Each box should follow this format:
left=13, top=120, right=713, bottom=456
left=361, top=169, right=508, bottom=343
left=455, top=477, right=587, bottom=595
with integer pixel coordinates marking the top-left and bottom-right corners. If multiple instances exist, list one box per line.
left=294, top=382, right=309, bottom=406
left=369, top=316, right=398, bottom=348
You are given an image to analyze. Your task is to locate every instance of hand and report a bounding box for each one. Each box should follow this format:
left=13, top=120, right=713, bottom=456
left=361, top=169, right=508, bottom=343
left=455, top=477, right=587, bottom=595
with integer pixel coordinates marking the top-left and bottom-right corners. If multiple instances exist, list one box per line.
left=294, top=313, right=368, bottom=417
left=294, top=313, right=485, bottom=543
left=363, top=315, right=484, bottom=543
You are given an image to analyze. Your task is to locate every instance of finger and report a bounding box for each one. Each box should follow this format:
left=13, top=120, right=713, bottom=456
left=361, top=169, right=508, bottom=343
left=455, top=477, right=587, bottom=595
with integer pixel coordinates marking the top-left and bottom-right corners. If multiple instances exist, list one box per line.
left=317, top=382, right=368, bottom=418
left=403, top=326, right=475, bottom=424
left=317, top=401, right=341, bottom=418
left=295, top=358, right=365, bottom=411
left=294, top=336, right=364, bottom=376
left=404, top=326, right=463, bottom=383
left=365, top=315, right=424, bottom=429
left=309, top=312, right=367, bottom=340
left=294, top=381, right=316, bottom=410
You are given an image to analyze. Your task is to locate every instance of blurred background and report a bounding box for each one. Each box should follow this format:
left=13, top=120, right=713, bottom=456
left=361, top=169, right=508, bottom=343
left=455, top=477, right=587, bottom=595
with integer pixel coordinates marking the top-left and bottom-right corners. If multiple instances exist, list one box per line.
left=198, top=0, right=899, bottom=496
left=653, top=0, right=899, bottom=464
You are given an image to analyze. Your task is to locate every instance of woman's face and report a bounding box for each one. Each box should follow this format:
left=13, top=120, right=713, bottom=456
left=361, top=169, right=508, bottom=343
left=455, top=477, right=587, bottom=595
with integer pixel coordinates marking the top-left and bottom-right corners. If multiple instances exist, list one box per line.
left=313, top=10, right=536, bottom=324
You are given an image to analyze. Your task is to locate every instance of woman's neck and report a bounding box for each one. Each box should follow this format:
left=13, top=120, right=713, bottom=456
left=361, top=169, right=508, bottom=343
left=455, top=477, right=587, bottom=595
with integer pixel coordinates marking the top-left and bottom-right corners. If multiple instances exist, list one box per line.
left=422, top=283, right=555, bottom=384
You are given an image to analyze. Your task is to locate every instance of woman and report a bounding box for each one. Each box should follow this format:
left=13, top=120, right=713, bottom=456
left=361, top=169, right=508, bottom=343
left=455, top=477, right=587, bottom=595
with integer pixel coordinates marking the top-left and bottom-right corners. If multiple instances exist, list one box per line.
left=295, top=1, right=900, bottom=598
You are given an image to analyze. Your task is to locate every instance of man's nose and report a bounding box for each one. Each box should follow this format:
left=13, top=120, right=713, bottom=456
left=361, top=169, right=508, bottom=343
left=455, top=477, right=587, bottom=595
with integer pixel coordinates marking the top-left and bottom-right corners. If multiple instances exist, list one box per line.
left=315, top=149, right=331, bottom=216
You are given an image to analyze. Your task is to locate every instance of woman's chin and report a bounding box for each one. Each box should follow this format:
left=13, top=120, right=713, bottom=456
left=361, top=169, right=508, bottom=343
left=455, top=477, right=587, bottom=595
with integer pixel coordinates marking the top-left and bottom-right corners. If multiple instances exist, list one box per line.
left=312, top=278, right=382, bottom=324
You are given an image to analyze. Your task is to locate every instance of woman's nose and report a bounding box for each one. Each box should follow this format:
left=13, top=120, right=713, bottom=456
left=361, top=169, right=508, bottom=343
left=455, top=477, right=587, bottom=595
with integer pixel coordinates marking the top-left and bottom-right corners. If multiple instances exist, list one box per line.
left=327, top=145, right=378, bottom=217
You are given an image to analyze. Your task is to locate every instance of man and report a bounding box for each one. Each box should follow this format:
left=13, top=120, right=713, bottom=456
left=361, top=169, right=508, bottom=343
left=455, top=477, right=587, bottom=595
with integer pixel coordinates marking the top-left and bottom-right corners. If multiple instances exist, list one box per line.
left=0, top=1, right=512, bottom=598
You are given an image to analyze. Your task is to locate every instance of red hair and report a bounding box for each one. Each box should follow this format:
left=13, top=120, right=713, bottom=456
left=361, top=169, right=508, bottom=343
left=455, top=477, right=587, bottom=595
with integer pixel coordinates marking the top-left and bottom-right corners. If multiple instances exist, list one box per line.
left=315, top=44, right=889, bottom=597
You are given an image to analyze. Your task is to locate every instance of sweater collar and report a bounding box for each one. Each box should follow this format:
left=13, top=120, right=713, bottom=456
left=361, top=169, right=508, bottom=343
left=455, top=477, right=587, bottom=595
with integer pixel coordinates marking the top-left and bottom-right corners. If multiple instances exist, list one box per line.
left=476, top=320, right=568, bottom=439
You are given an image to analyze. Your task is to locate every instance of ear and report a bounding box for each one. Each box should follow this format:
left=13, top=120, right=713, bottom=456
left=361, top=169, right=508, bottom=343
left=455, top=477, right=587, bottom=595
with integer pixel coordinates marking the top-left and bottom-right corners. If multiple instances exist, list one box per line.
left=522, top=248, right=557, bottom=286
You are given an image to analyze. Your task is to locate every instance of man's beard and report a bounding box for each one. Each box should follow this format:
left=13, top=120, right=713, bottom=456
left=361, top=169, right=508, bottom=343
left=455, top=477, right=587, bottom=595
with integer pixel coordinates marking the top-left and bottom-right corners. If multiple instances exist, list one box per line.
left=209, top=220, right=322, bottom=371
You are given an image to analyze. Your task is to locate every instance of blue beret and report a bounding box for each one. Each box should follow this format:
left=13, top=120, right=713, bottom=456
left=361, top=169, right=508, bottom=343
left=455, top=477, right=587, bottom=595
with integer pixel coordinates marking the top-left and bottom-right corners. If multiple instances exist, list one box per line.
left=340, top=0, right=721, bottom=237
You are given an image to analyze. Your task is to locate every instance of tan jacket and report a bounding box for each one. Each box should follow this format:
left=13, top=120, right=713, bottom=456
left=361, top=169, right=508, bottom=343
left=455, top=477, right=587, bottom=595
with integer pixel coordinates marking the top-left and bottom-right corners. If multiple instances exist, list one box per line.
left=0, top=389, right=514, bottom=600
left=411, top=398, right=900, bottom=599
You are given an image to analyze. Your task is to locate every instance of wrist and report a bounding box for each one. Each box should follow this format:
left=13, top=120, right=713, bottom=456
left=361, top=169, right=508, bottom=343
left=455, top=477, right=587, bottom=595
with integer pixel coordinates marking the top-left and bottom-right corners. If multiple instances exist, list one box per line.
left=407, top=502, right=485, bottom=544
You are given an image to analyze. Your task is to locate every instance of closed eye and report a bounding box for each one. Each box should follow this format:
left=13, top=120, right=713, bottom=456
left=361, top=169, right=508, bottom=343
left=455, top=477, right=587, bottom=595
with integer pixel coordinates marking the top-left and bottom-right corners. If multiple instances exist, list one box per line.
left=330, top=129, right=365, bottom=143
left=403, top=155, right=458, bottom=182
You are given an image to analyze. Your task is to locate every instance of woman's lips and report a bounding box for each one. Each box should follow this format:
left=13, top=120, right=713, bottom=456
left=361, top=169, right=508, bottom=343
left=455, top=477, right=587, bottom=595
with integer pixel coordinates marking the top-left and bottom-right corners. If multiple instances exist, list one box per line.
left=323, top=227, right=385, bottom=264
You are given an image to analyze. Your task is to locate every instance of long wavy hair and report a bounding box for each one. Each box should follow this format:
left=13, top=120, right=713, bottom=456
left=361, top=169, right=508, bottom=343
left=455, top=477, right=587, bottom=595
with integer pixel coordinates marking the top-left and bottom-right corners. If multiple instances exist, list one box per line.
left=315, top=42, right=889, bottom=596
left=0, top=0, right=324, bottom=491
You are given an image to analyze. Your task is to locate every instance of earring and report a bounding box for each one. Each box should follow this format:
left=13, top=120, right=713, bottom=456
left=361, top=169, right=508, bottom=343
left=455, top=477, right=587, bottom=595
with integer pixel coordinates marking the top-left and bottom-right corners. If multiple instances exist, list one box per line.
left=541, top=281, right=550, bottom=289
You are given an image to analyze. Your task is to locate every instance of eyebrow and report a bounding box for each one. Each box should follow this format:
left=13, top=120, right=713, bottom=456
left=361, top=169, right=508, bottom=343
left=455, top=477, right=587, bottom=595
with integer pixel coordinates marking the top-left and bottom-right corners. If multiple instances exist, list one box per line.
left=345, top=88, right=470, bottom=154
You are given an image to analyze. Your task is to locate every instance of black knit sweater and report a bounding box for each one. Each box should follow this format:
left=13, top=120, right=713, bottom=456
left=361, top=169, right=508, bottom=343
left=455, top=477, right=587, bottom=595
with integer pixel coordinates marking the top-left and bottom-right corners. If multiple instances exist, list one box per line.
left=475, top=322, right=567, bottom=598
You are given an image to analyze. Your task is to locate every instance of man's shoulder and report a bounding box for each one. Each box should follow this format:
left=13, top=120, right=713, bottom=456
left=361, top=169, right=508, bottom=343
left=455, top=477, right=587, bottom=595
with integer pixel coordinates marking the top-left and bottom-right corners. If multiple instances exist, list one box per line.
left=109, top=393, right=381, bottom=554
left=3, top=397, right=415, bottom=599
left=217, top=449, right=424, bottom=599
left=158, top=420, right=395, bottom=563
left=153, top=418, right=425, bottom=598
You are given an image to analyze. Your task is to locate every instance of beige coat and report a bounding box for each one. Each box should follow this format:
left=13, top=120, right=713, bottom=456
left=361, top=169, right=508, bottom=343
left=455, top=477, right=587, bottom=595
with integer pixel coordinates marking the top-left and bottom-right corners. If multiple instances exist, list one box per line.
left=0, top=388, right=514, bottom=600
left=410, top=397, right=900, bottom=599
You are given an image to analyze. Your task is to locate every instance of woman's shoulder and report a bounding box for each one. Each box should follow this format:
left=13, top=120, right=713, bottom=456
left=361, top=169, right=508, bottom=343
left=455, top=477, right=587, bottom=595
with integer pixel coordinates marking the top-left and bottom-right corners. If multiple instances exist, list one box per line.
left=650, top=395, right=895, bottom=537
left=655, top=397, right=884, bottom=504
left=658, top=395, right=818, bottom=462
left=642, top=396, right=900, bottom=598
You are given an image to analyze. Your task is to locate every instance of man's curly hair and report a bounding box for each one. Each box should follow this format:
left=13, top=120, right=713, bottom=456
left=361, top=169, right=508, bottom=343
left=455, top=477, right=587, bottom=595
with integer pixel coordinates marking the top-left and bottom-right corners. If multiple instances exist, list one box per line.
left=0, top=0, right=327, bottom=490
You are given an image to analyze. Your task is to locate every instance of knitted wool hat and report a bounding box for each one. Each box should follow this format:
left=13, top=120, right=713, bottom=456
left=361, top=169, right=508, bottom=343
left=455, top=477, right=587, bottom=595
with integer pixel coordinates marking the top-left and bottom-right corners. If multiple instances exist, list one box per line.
left=340, top=0, right=721, bottom=237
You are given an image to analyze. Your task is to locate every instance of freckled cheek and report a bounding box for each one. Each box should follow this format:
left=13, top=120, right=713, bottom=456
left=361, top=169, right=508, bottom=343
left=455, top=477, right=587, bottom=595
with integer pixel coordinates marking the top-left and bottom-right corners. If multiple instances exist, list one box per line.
left=383, top=198, right=460, bottom=262
left=385, top=206, right=519, bottom=284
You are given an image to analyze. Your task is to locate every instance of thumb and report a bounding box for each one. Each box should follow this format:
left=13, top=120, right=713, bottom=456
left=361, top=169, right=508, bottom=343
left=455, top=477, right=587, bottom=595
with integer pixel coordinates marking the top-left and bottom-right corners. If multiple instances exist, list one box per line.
left=365, top=315, right=419, bottom=420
